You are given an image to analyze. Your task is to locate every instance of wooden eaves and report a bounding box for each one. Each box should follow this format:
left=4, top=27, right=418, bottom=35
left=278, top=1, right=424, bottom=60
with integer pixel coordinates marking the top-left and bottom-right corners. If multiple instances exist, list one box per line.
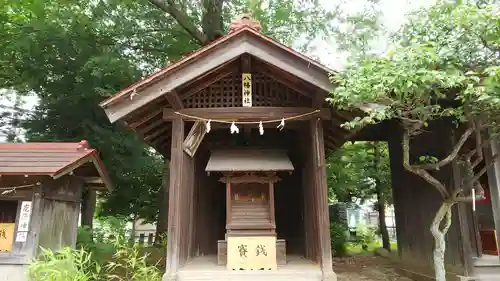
left=99, top=24, right=366, bottom=156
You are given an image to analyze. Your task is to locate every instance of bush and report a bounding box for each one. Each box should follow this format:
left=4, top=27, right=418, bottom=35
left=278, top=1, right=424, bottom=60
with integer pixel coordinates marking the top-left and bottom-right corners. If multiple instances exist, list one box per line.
left=27, top=247, right=103, bottom=281
left=352, top=224, right=377, bottom=251
left=29, top=228, right=162, bottom=281
left=330, top=222, right=348, bottom=257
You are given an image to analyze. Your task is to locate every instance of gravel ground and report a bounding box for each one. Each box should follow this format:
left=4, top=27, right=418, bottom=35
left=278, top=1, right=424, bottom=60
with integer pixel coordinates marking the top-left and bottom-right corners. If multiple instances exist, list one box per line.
left=334, top=256, right=413, bottom=281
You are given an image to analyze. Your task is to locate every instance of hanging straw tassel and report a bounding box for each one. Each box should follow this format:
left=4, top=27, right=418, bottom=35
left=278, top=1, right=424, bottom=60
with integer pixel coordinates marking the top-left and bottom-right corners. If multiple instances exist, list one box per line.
left=277, top=118, right=285, bottom=131
left=472, top=188, right=476, bottom=211
left=130, top=89, right=138, bottom=100
left=230, top=122, right=239, bottom=134
left=259, top=121, right=264, bottom=135
left=205, top=120, right=211, bottom=133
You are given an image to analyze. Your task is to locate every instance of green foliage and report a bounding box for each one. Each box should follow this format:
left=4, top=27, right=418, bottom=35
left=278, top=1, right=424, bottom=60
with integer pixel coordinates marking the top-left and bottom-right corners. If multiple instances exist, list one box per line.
left=330, top=222, right=348, bottom=257
left=27, top=247, right=103, bottom=281
left=327, top=141, right=391, bottom=204
left=76, top=216, right=129, bottom=263
left=106, top=235, right=162, bottom=281
left=0, top=0, right=361, bottom=223
left=30, top=227, right=161, bottom=281
left=329, top=2, right=500, bottom=133
left=351, top=224, right=377, bottom=251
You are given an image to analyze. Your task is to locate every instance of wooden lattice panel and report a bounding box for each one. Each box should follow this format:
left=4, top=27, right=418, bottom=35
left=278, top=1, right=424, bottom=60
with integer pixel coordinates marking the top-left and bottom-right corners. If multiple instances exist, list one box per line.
left=183, top=73, right=311, bottom=108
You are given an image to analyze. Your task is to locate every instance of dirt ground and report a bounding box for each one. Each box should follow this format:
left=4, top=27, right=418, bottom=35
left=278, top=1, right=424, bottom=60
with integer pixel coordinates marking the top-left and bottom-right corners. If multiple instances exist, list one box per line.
left=334, top=255, right=413, bottom=281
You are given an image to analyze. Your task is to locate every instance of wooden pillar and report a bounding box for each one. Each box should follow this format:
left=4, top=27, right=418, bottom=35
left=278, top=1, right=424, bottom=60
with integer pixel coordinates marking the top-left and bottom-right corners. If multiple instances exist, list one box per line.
left=80, top=188, right=96, bottom=229
left=310, top=119, right=335, bottom=280
left=269, top=181, right=275, bottom=225
left=484, top=138, right=500, bottom=260
left=226, top=180, right=231, bottom=225
left=165, top=118, right=184, bottom=281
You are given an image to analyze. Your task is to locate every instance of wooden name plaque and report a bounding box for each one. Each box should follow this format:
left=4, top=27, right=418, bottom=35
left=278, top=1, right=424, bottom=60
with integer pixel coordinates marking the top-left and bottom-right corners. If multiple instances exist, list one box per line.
left=0, top=223, right=15, bottom=252
left=227, top=236, right=277, bottom=270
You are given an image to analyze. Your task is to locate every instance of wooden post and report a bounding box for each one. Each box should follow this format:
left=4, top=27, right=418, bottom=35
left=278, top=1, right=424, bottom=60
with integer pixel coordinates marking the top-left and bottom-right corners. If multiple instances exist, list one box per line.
left=310, top=119, right=335, bottom=280
left=80, top=188, right=96, bottom=229
left=485, top=138, right=500, bottom=261
left=269, top=181, right=275, bottom=225
left=226, top=180, right=231, bottom=225
left=165, top=118, right=184, bottom=281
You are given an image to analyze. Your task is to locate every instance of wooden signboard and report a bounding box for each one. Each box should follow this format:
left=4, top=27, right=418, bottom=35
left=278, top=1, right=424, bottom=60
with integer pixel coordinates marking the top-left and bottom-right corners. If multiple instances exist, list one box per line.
left=227, top=236, right=277, bottom=270
left=183, top=121, right=207, bottom=157
left=0, top=223, right=15, bottom=252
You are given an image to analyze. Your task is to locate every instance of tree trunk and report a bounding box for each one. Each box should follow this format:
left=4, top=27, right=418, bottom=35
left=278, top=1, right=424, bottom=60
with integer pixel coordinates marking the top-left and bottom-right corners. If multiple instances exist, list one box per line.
left=201, top=0, right=225, bottom=43
left=431, top=201, right=454, bottom=281
left=130, top=214, right=137, bottom=245
left=81, top=189, right=97, bottom=229
left=376, top=191, right=390, bottom=251
left=373, top=143, right=390, bottom=251
left=155, top=159, right=170, bottom=245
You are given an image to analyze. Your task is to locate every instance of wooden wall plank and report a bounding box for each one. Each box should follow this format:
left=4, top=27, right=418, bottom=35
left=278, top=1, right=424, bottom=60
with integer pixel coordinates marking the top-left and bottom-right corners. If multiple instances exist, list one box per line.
left=310, top=119, right=335, bottom=279
left=388, top=121, right=469, bottom=277
left=165, top=118, right=184, bottom=280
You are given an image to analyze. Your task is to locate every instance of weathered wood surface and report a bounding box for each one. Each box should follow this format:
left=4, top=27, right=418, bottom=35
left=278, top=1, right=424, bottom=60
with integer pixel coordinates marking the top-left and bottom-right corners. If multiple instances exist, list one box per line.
left=165, top=119, right=197, bottom=280
left=38, top=176, right=83, bottom=252
left=163, top=107, right=331, bottom=121
left=121, top=60, right=349, bottom=157
left=177, top=255, right=321, bottom=281
left=388, top=121, right=471, bottom=278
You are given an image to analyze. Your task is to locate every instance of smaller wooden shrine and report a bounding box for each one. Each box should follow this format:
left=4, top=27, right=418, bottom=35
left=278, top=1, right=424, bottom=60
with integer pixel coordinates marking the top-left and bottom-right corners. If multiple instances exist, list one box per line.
left=205, top=149, right=293, bottom=270
left=0, top=141, right=111, bottom=281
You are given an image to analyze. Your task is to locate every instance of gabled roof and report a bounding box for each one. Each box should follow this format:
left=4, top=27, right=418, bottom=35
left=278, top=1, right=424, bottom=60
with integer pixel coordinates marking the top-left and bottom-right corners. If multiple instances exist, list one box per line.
left=99, top=22, right=336, bottom=123
left=205, top=149, right=294, bottom=172
left=0, top=140, right=112, bottom=190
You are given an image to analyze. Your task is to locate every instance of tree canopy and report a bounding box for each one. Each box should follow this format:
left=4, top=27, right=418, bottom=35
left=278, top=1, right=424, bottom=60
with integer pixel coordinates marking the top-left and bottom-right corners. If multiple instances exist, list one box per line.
left=0, top=0, right=366, bottom=222
left=328, top=2, right=500, bottom=280
left=327, top=141, right=391, bottom=205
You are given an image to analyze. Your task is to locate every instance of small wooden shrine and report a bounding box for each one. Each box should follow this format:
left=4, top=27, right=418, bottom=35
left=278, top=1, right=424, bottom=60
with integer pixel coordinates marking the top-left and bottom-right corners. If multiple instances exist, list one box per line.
left=0, top=141, right=111, bottom=281
left=206, top=149, right=293, bottom=269
left=99, top=14, right=359, bottom=281
left=99, top=13, right=500, bottom=281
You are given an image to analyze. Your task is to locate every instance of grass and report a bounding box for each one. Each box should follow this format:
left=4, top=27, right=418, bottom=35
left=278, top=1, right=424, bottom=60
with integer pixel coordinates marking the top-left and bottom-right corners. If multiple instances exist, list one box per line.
left=346, top=241, right=398, bottom=255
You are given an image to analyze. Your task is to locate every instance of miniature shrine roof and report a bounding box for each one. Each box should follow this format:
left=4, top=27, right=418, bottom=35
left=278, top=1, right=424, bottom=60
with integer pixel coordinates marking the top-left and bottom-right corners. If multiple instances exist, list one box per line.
left=0, top=140, right=112, bottom=190
left=205, top=149, right=294, bottom=172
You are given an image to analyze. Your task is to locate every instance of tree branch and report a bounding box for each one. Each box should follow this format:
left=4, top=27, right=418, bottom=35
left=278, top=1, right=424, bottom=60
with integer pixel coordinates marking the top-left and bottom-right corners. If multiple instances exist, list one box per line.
left=441, top=204, right=453, bottom=234
left=471, top=153, right=500, bottom=183
left=402, top=129, right=449, bottom=198
left=413, top=127, right=474, bottom=170
left=148, top=0, right=207, bottom=45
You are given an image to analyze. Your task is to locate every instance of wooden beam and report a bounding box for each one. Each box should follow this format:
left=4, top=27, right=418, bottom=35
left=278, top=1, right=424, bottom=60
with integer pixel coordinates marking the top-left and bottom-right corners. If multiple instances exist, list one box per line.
left=241, top=53, right=251, bottom=72
left=180, top=68, right=235, bottom=99
left=129, top=107, right=164, bottom=129
left=165, top=91, right=184, bottom=109
left=139, top=118, right=164, bottom=135
left=150, top=134, right=171, bottom=148
left=144, top=124, right=170, bottom=142
left=83, top=177, right=103, bottom=184
left=255, top=61, right=318, bottom=98
left=163, top=107, right=332, bottom=121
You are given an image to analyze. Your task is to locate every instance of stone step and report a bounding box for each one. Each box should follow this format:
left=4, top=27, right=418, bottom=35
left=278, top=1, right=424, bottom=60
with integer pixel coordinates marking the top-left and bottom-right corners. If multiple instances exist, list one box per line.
left=177, top=271, right=321, bottom=281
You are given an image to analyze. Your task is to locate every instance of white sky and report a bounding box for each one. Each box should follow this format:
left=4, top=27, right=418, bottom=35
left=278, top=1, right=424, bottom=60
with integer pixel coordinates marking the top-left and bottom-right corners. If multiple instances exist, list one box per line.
left=311, top=0, right=436, bottom=69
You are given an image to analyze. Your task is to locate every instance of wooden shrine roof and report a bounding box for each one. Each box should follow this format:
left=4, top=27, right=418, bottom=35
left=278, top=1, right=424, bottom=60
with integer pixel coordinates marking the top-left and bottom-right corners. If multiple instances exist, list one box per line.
left=98, top=15, right=364, bottom=156
left=205, top=149, right=294, bottom=172
left=0, top=140, right=112, bottom=190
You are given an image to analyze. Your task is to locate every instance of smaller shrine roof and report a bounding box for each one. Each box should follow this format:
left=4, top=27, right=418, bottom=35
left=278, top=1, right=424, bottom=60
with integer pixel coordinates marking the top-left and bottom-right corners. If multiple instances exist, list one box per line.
left=0, top=140, right=112, bottom=190
left=205, top=149, right=294, bottom=172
